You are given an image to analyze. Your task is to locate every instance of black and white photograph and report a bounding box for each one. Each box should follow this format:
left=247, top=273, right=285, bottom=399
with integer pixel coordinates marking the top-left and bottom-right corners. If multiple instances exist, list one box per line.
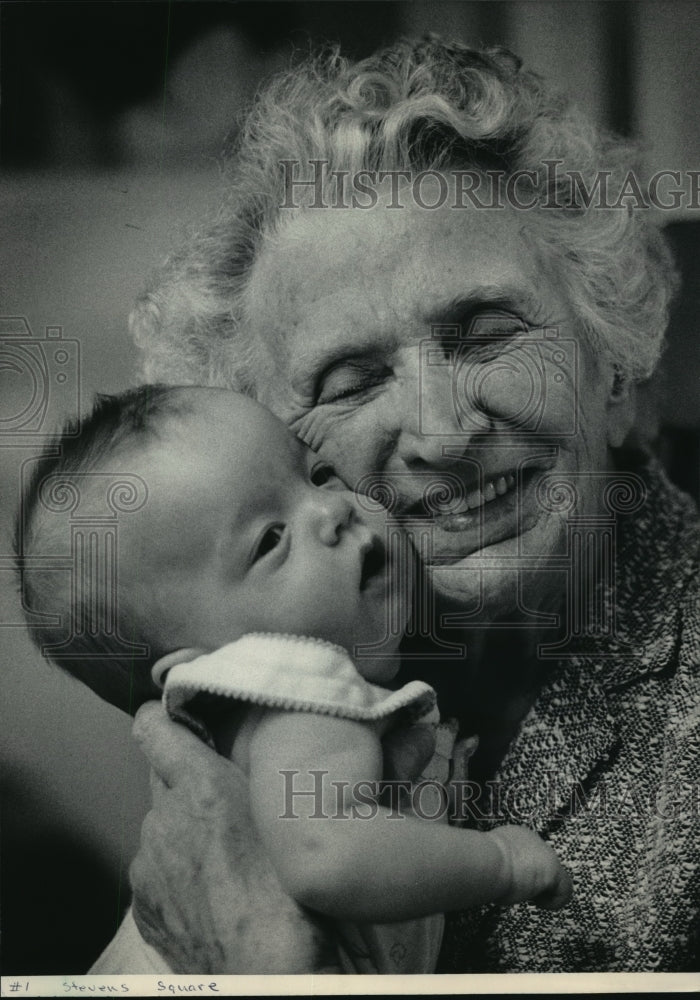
left=1, top=1, right=699, bottom=992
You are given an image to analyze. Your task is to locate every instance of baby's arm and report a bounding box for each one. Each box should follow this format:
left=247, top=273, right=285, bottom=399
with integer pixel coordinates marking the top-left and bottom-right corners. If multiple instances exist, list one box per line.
left=248, top=710, right=571, bottom=924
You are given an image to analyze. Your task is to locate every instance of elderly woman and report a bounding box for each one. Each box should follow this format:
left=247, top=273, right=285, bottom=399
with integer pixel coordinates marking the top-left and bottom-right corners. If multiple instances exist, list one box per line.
left=121, top=38, right=698, bottom=973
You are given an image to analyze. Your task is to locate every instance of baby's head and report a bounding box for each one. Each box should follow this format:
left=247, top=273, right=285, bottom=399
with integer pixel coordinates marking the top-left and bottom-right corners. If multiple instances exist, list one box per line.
left=16, top=386, right=407, bottom=713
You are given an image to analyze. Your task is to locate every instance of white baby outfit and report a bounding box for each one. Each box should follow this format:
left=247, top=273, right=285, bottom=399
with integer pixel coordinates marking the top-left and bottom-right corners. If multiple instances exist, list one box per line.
left=91, top=634, right=456, bottom=975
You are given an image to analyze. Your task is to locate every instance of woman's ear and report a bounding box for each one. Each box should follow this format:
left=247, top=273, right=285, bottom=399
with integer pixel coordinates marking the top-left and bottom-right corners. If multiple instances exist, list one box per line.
left=606, top=368, right=637, bottom=448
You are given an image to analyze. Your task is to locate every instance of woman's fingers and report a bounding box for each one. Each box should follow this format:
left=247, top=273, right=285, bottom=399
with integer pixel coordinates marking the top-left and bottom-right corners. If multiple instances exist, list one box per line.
left=133, top=701, right=222, bottom=789
left=149, top=766, right=167, bottom=802
left=134, top=701, right=251, bottom=822
left=130, top=763, right=334, bottom=971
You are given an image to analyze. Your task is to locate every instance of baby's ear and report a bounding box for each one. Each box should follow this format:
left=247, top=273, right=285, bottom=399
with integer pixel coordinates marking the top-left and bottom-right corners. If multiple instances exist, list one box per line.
left=151, top=648, right=207, bottom=688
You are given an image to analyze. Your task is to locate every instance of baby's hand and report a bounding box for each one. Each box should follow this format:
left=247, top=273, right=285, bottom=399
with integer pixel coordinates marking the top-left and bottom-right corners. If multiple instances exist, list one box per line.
left=487, top=825, right=573, bottom=911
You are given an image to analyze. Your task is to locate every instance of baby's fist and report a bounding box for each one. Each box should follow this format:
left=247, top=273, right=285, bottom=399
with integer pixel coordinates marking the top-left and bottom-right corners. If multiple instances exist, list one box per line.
left=488, top=825, right=573, bottom=911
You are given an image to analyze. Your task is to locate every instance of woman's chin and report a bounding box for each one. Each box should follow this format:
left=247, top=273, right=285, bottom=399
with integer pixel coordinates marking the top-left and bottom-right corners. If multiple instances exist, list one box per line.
left=425, top=516, right=566, bottom=624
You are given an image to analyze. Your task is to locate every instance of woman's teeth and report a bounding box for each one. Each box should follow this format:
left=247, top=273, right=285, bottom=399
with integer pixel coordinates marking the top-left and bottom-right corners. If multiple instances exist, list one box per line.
left=428, top=471, right=520, bottom=533
left=457, top=472, right=517, bottom=513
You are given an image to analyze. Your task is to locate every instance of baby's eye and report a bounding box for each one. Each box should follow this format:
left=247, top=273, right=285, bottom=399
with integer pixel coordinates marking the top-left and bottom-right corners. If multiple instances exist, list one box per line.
left=252, top=524, right=285, bottom=563
left=310, top=462, right=339, bottom=487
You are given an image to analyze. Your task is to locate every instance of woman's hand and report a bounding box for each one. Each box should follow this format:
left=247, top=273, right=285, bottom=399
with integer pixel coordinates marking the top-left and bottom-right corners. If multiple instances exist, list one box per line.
left=130, top=701, right=341, bottom=973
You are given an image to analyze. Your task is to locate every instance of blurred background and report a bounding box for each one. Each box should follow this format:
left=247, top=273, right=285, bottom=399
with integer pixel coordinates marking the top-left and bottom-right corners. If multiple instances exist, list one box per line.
left=1, top=0, right=699, bottom=974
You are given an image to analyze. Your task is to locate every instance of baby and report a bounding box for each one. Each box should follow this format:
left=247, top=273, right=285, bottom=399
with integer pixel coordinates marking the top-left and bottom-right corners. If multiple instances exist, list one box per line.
left=17, top=384, right=572, bottom=975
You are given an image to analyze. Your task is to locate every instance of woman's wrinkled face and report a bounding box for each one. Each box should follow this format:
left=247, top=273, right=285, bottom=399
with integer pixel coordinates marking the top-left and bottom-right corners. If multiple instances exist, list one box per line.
left=245, top=195, right=633, bottom=621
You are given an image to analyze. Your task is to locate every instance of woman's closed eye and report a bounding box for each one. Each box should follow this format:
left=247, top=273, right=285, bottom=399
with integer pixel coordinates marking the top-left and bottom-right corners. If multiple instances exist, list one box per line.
left=251, top=524, right=287, bottom=565
left=316, top=359, right=392, bottom=405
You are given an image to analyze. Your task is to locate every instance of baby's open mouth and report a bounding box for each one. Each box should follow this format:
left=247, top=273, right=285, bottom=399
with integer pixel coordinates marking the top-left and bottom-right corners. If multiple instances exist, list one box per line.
left=360, top=535, right=386, bottom=590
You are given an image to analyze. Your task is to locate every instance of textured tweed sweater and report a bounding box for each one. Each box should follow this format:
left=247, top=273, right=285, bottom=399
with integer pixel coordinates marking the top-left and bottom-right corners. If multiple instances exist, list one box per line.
left=438, top=456, right=700, bottom=972
left=103, top=454, right=697, bottom=974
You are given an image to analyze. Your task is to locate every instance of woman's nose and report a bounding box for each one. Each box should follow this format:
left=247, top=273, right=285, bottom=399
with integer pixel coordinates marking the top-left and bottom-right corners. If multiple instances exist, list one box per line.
left=393, top=350, right=470, bottom=468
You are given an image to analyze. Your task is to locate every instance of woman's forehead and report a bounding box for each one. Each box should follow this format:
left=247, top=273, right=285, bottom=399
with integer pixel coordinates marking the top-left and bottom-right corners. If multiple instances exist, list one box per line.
left=253, top=202, right=535, bottom=311
left=245, top=200, right=563, bottom=367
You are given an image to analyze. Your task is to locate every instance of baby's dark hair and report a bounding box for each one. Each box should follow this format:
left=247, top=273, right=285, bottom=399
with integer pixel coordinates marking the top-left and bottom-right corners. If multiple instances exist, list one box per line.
left=14, top=383, right=197, bottom=714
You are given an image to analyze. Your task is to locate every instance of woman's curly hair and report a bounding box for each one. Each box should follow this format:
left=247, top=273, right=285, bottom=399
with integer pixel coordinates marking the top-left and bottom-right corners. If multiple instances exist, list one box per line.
left=131, top=36, right=678, bottom=392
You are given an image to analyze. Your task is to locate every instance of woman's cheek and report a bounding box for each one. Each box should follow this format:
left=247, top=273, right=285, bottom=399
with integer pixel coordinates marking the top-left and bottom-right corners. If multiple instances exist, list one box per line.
left=468, top=340, right=580, bottom=439
left=298, top=387, right=399, bottom=483
left=318, top=406, right=393, bottom=486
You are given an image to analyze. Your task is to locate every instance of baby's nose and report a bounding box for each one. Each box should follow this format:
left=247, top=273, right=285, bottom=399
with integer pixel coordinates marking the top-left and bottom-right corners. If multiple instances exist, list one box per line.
left=309, top=490, right=356, bottom=545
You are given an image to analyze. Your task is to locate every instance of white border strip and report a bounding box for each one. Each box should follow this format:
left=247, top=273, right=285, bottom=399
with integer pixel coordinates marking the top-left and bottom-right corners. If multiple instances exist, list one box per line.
left=3, top=973, right=700, bottom=997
